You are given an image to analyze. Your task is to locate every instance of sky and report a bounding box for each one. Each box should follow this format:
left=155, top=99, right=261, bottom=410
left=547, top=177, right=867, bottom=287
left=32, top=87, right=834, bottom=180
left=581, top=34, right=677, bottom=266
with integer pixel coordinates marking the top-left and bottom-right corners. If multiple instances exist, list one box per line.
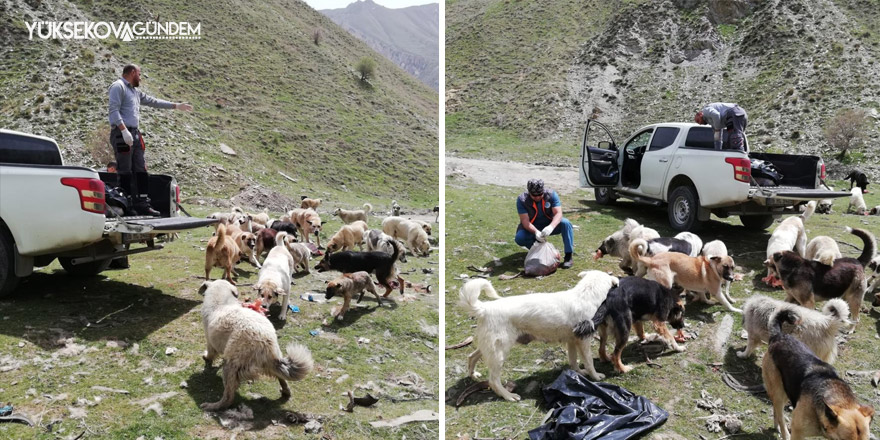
left=302, top=0, right=438, bottom=9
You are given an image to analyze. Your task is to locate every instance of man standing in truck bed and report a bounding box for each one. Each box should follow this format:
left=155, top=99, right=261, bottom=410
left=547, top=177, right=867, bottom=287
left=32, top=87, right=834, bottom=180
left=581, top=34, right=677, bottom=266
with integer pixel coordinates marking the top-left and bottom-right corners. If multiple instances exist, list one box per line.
left=694, top=102, right=748, bottom=151
left=108, top=64, right=192, bottom=216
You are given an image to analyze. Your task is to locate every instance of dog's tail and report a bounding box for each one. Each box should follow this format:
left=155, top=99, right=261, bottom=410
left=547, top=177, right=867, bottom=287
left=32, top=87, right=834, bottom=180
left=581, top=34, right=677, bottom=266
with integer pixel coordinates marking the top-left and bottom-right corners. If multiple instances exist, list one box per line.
left=799, top=200, right=817, bottom=222
left=822, top=299, right=851, bottom=323
left=573, top=300, right=609, bottom=337
left=458, top=278, right=501, bottom=317
left=273, top=343, right=313, bottom=382
left=275, top=231, right=290, bottom=247
left=363, top=203, right=372, bottom=214
left=846, top=226, right=876, bottom=266
left=629, top=238, right=650, bottom=267
left=769, top=308, right=800, bottom=341
left=211, top=223, right=228, bottom=249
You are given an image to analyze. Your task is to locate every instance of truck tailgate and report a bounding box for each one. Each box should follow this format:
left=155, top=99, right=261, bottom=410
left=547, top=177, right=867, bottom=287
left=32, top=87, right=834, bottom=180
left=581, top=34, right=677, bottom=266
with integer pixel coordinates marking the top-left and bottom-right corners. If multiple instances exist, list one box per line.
left=751, top=187, right=850, bottom=203
left=106, top=217, right=218, bottom=235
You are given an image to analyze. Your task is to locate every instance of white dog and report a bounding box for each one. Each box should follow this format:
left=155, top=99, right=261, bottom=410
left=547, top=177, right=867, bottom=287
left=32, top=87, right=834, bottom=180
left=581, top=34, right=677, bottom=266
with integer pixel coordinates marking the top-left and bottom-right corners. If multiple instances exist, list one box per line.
left=594, top=218, right=660, bottom=273
left=254, top=234, right=296, bottom=321
left=458, top=271, right=619, bottom=401
left=363, top=229, right=406, bottom=263
left=762, top=201, right=815, bottom=287
left=738, top=295, right=852, bottom=363
left=804, top=236, right=842, bottom=266
left=848, top=187, right=867, bottom=215
left=198, top=280, right=313, bottom=411
left=382, top=216, right=430, bottom=256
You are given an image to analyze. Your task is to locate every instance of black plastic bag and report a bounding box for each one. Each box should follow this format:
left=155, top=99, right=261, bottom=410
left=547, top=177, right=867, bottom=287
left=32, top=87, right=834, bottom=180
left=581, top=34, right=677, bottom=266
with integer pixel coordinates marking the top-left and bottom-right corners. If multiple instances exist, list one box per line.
left=528, top=370, right=668, bottom=440
left=750, top=159, right=784, bottom=186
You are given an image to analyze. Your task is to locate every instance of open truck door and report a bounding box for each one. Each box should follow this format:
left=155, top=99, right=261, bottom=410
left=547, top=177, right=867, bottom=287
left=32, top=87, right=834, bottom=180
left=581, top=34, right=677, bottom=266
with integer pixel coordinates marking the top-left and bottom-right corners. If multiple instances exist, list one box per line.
left=580, top=119, right=619, bottom=188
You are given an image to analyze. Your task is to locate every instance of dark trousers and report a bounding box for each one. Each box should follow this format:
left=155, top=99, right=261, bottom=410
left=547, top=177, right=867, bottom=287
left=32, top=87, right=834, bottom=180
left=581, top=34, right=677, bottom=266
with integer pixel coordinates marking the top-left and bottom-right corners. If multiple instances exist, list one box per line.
left=725, top=106, right=748, bottom=151
left=109, top=127, right=149, bottom=197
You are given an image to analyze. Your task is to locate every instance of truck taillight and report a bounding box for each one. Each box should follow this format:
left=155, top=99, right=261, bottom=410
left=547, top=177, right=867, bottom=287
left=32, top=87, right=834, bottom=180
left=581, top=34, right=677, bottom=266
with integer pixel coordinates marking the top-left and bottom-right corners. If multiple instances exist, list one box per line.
left=724, top=157, right=751, bottom=183
left=175, top=185, right=181, bottom=212
left=820, top=163, right=826, bottom=180
left=61, top=177, right=106, bottom=214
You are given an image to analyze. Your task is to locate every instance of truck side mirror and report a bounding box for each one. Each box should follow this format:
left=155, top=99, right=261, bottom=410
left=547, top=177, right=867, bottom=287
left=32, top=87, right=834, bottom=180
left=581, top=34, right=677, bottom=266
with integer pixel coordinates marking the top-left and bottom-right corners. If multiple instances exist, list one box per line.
left=597, top=141, right=612, bottom=150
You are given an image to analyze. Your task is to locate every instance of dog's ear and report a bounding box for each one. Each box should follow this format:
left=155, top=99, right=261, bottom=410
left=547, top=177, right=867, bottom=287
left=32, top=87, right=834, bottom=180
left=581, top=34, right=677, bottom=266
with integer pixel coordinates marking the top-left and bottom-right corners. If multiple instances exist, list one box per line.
left=275, top=287, right=286, bottom=297
left=710, top=256, right=721, bottom=263
left=198, top=281, right=211, bottom=296
left=821, top=401, right=840, bottom=426
left=859, top=404, right=875, bottom=418
left=253, top=283, right=262, bottom=291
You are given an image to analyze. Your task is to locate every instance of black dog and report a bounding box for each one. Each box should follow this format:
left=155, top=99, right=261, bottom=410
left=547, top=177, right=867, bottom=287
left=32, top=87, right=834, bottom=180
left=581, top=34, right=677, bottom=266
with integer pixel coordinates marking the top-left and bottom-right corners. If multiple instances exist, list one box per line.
left=846, top=169, right=869, bottom=193
left=645, top=237, right=694, bottom=256
left=269, top=221, right=299, bottom=240
left=315, top=240, right=404, bottom=297
left=574, top=277, right=685, bottom=373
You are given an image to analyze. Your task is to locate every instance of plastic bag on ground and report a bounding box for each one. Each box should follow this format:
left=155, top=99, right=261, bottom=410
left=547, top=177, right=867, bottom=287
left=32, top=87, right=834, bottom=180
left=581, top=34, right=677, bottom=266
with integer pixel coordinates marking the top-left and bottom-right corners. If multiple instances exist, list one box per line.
left=525, top=241, right=560, bottom=277
left=528, top=370, right=668, bottom=440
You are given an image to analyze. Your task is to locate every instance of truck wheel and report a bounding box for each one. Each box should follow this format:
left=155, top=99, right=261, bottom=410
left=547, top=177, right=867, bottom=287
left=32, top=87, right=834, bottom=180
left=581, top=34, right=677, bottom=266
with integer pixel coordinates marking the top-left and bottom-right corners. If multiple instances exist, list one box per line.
left=594, top=188, right=616, bottom=205
left=740, top=215, right=774, bottom=230
left=59, top=257, right=112, bottom=276
left=668, top=186, right=703, bottom=232
left=0, top=229, right=21, bottom=297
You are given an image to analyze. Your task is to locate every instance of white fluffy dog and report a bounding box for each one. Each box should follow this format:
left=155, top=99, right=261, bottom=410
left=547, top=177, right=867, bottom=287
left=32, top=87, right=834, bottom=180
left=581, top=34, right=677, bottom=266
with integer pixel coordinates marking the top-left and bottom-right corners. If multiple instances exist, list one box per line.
left=737, top=295, right=852, bottom=363
left=254, top=235, right=296, bottom=321
left=762, top=201, right=815, bottom=287
left=198, top=280, right=313, bottom=411
left=594, top=218, right=660, bottom=273
left=458, top=271, right=619, bottom=401
left=848, top=187, right=867, bottom=215
left=804, top=236, right=842, bottom=266
left=382, top=216, right=430, bottom=256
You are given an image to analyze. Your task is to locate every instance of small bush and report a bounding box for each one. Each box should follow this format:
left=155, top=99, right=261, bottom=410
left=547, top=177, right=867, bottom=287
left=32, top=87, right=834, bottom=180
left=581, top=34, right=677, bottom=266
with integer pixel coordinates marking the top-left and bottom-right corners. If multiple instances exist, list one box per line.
left=85, top=125, right=113, bottom=165
left=824, top=108, right=868, bottom=159
left=312, top=28, right=322, bottom=45
left=356, top=57, right=376, bottom=82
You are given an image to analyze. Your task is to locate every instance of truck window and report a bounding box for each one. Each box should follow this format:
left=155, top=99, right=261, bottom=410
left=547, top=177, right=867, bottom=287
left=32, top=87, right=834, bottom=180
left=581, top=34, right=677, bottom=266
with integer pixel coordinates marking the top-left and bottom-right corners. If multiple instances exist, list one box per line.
left=625, top=129, right=653, bottom=155
left=648, top=127, right=680, bottom=151
left=0, top=133, right=62, bottom=166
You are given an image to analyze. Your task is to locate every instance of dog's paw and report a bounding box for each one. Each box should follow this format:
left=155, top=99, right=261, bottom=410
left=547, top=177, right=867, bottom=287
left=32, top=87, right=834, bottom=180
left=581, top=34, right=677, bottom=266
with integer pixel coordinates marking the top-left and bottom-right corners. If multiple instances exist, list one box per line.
left=470, top=371, right=482, bottom=379
left=736, top=350, right=750, bottom=359
left=503, top=393, right=522, bottom=402
left=200, top=402, right=222, bottom=412
left=591, top=372, right=606, bottom=381
left=617, top=365, right=633, bottom=374
left=674, top=344, right=687, bottom=353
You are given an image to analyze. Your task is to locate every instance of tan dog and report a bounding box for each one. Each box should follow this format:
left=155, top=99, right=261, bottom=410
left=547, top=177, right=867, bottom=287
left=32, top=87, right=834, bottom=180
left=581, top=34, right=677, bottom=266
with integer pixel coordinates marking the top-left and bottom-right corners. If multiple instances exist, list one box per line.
left=333, top=204, right=372, bottom=224
left=198, top=280, right=313, bottom=411
left=249, top=211, right=270, bottom=226
left=326, top=221, right=368, bottom=253
left=325, top=271, right=381, bottom=320
left=382, top=216, right=430, bottom=256
left=205, top=224, right=241, bottom=284
left=804, top=235, right=841, bottom=266
left=630, top=238, right=739, bottom=313
left=411, top=219, right=432, bottom=236
left=254, top=238, right=295, bottom=321
left=228, top=229, right=259, bottom=267
left=762, top=309, right=873, bottom=440
left=286, top=208, right=323, bottom=247
left=300, top=198, right=321, bottom=210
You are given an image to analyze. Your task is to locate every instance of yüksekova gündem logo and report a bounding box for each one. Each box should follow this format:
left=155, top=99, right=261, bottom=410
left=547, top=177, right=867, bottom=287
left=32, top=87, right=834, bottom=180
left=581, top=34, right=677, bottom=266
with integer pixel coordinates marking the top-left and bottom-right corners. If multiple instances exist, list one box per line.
left=26, top=21, right=201, bottom=41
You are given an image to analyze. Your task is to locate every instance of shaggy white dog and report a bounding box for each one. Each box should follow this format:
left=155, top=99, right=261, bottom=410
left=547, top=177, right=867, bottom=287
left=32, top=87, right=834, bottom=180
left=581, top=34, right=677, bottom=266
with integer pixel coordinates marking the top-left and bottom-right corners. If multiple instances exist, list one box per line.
left=198, top=280, right=313, bottom=411
left=762, top=201, right=815, bottom=287
left=848, top=187, right=867, bottom=215
left=804, top=235, right=842, bottom=266
left=738, top=295, right=852, bottom=363
left=458, top=271, right=619, bottom=401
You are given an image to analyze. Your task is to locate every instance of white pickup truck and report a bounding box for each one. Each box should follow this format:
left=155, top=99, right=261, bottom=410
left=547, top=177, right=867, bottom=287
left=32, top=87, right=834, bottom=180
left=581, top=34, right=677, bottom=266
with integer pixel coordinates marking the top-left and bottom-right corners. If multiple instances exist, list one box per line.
left=0, top=129, right=217, bottom=296
left=579, top=120, right=849, bottom=231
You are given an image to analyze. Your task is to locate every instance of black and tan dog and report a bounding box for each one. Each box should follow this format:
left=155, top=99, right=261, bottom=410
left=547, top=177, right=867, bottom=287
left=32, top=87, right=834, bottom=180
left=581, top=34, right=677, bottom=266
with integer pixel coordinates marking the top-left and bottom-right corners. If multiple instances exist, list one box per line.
left=771, top=227, right=874, bottom=325
left=315, top=240, right=404, bottom=297
left=574, top=277, right=685, bottom=373
left=763, top=309, right=873, bottom=439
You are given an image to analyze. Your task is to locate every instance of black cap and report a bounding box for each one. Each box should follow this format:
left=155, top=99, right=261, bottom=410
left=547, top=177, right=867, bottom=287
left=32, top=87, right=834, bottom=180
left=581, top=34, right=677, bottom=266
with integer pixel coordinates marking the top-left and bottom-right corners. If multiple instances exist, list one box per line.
left=527, top=179, right=544, bottom=196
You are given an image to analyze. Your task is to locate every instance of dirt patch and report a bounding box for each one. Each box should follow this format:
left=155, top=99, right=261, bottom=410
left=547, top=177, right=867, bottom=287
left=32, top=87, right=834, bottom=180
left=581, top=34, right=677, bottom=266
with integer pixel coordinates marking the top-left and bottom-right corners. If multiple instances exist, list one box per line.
left=446, top=156, right=581, bottom=195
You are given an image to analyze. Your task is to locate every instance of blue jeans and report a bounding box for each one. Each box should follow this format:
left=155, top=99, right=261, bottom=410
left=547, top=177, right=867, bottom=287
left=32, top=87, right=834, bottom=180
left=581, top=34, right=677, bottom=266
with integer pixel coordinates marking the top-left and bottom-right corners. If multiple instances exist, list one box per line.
left=515, top=218, right=573, bottom=254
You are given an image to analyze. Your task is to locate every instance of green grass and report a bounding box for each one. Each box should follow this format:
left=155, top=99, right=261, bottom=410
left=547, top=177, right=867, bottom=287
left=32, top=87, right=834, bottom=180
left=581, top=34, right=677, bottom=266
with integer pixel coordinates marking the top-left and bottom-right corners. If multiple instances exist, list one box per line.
left=0, top=205, right=439, bottom=439
left=445, top=127, right=579, bottom=165
left=444, top=179, right=880, bottom=438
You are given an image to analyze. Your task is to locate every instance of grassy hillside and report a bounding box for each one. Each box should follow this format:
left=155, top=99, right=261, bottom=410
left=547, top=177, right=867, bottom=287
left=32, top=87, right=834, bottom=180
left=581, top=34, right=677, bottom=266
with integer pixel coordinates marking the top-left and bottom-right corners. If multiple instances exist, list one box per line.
left=322, top=0, right=439, bottom=91
left=446, top=0, right=880, bottom=175
left=0, top=0, right=438, bottom=206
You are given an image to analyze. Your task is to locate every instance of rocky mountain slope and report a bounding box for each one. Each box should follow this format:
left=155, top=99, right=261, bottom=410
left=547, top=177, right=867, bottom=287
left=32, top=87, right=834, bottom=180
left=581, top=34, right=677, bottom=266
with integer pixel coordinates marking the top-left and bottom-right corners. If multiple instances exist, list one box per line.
left=447, top=0, right=880, bottom=174
left=0, top=0, right=439, bottom=205
left=321, top=0, right=439, bottom=91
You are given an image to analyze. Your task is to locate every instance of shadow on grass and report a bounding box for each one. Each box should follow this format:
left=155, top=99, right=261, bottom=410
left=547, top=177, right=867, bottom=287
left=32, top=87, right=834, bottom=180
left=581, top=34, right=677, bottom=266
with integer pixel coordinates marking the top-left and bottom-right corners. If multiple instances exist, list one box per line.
left=722, top=346, right=769, bottom=404
left=323, top=297, right=399, bottom=330
left=185, top=367, right=295, bottom=430
left=0, top=269, right=199, bottom=350
left=482, top=251, right=527, bottom=277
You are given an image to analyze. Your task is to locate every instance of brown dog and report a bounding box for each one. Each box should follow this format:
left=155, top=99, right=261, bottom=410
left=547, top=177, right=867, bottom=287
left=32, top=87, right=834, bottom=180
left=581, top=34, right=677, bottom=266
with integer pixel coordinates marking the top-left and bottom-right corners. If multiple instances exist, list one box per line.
left=286, top=208, right=323, bottom=247
left=629, top=238, right=739, bottom=312
left=325, top=271, right=381, bottom=320
left=300, top=197, right=322, bottom=210
left=763, top=309, right=873, bottom=440
left=326, top=220, right=368, bottom=253
left=205, top=224, right=241, bottom=284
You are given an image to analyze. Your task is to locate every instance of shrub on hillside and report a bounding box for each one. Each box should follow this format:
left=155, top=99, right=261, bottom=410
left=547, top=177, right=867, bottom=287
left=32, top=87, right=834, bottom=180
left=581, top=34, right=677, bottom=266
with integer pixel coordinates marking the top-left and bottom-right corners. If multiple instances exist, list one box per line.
left=824, top=108, right=868, bottom=159
left=313, top=28, right=322, bottom=45
left=356, top=57, right=376, bottom=82
left=85, top=125, right=113, bottom=166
